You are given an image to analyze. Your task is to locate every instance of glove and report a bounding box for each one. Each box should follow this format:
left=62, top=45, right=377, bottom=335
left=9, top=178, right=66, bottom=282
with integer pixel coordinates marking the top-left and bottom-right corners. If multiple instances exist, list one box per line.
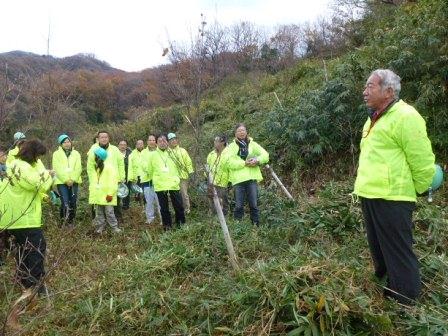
left=106, top=195, right=113, bottom=202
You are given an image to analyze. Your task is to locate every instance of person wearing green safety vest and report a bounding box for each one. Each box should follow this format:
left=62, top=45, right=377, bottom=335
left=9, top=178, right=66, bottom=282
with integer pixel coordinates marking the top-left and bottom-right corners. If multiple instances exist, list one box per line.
left=128, top=139, right=145, bottom=204
left=167, top=132, right=194, bottom=214
left=129, top=135, right=161, bottom=224
left=0, top=140, right=54, bottom=294
left=6, top=131, right=27, bottom=165
left=52, top=134, right=82, bottom=227
left=206, top=134, right=230, bottom=215
left=89, top=147, right=121, bottom=234
left=87, top=131, right=125, bottom=223
left=148, top=134, right=185, bottom=230
left=226, top=123, right=269, bottom=226
left=354, top=69, right=435, bottom=305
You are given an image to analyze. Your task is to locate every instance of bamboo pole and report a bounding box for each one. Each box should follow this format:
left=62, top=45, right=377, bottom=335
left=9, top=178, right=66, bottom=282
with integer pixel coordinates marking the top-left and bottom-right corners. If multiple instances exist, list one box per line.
left=205, top=165, right=239, bottom=271
left=265, top=164, right=294, bottom=201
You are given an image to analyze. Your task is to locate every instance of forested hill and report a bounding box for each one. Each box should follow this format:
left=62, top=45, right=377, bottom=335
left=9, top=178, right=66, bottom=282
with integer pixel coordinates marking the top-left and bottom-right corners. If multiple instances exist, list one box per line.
left=0, top=51, right=117, bottom=79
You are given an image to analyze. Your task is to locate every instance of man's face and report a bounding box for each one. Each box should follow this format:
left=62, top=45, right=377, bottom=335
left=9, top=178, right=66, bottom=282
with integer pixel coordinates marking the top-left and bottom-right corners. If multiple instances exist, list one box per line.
left=118, top=141, right=127, bottom=151
left=235, top=126, right=247, bottom=140
left=98, top=133, right=110, bottom=146
left=147, top=136, right=157, bottom=149
left=136, top=140, right=144, bottom=151
left=168, top=138, right=178, bottom=148
left=363, top=75, right=393, bottom=110
left=0, top=151, right=6, bottom=164
left=61, top=138, right=72, bottom=150
left=157, top=136, right=168, bottom=150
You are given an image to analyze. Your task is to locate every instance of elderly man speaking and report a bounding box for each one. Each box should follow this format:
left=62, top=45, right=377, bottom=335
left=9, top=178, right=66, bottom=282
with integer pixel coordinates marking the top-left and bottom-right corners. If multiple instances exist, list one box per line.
left=354, top=69, right=435, bottom=305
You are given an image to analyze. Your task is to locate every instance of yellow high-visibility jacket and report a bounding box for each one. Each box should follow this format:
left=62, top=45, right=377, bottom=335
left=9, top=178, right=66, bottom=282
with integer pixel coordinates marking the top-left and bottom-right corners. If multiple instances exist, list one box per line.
left=0, top=159, right=53, bottom=229
left=354, top=100, right=435, bottom=201
left=88, top=163, right=118, bottom=206
left=52, top=147, right=82, bottom=185
left=226, top=139, right=269, bottom=185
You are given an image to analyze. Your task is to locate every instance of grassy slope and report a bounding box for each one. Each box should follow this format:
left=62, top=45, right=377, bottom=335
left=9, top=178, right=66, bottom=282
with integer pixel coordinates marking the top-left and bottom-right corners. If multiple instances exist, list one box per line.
left=1, top=182, right=447, bottom=335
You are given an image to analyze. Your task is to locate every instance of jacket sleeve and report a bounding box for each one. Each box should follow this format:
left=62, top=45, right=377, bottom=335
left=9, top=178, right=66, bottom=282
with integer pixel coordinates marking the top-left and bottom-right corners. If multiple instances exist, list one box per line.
left=253, top=141, right=269, bottom=165
left=183, top=149, right=194, bottom=174
left=128, top=152, right=135, bottom=182
left=397, top=112, right=435, bottom=194
left=116, top=148, right=125, bottom=182
left=147, top=153, right=154, bottom=182
left=72, top=151, right=82, bottom=183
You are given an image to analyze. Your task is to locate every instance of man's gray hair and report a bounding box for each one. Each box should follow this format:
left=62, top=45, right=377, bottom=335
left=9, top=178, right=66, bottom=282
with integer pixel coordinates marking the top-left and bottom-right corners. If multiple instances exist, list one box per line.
left=371, top=69, right=401, bottom=99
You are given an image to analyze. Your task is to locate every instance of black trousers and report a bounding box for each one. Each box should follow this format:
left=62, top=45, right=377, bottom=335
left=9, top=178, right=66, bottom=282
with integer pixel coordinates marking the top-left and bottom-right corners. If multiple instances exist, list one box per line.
left=361, top=198, right=420, bottom=304
left=156, top=190, right=185, bottom=229
left=9, top=228, right=46, bottom=289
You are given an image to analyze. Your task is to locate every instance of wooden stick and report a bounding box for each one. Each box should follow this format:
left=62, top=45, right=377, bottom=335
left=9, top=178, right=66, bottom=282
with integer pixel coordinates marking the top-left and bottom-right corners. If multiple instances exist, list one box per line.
left=205, top=165, right=239, bottom=271
left=265, top=164, right=294, bottom=201
left=273, top=92, right=283, bottom=108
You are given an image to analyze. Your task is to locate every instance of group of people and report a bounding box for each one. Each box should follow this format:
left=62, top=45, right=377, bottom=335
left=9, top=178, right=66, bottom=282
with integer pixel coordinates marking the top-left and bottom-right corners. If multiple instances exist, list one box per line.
left=0, top=123, right=269, bottom=294
left=0, top=68, right=442, bottom=307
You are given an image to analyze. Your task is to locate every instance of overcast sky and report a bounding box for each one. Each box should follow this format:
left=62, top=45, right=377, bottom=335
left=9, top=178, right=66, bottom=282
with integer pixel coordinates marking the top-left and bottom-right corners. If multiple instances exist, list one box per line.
left=0, top=0, right=332, bottom=72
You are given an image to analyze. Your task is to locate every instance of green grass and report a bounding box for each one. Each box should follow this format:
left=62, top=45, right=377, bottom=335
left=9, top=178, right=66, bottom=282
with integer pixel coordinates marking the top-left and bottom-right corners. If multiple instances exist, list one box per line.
left=1, top=181, right=447, bottom=335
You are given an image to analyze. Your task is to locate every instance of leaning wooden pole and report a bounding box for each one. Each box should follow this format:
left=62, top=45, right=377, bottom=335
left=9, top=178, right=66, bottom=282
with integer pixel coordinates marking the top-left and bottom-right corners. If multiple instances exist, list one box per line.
left=265, top=164, right=294, bottom=201
left=205, top=165, right=239, bottom=271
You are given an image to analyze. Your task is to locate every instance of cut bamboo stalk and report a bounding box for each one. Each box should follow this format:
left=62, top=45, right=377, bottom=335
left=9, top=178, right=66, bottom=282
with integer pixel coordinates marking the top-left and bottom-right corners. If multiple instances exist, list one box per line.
left=265, top=164, right=294, bottom=201
left=205, top=165, right=239, bottom=270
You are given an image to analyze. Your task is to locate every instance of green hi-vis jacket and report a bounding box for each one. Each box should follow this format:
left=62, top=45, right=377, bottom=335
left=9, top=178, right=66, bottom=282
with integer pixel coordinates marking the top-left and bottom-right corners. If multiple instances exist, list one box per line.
left=147, top=148, right=181, bottom=192
left=167, top=146, right=194, bottom=180
left=52, top=147, right=82, bottom=185
left=354, top=100, right=435, bottom=202
left=0, top=159, right=53, bottom=229
left=128, top=148, right=153, bottom=183
left=226, top=139, right=269, bottom=186
left=87, top=144, right=125, bottom=183
left=206, top=150, right=229, bottom=188
left=88, top=163, right=118, bottom=206
left=6, top=146, right=19, bottom=164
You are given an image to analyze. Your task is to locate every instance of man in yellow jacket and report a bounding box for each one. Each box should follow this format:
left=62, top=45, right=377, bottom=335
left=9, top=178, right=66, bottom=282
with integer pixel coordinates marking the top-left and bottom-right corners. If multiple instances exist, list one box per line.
left=0, top=140, right=54, bottom=293
left=354, top=69, right=435, bottom=305
left=129, top=135, right=161, bottom=224
left=52, top=134, right=82, bottom=227
left=167, top=133, right=194, bottom=214
left=148, top=134, right=185, bottom=230
left=226, top=123, right=269, bottom=226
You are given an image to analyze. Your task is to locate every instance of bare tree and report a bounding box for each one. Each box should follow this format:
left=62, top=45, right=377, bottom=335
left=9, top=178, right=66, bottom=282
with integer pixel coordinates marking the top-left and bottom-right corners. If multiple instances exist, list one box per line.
left=229, top=21, right=261, bottom=71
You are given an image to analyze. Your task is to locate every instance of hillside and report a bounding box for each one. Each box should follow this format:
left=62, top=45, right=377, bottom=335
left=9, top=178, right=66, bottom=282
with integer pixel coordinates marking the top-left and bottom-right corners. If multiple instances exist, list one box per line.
left=0, top=51, right=117, bottom=80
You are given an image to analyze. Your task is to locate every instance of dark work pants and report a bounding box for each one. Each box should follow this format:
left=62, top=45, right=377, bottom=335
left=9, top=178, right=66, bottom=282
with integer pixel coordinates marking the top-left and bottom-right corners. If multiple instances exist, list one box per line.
left=156, top=190, right=185, bottom=230
left=361, top=198, right=420, bottom=304
left=56, top=183, right=78, bottom=225
left=121, top=181, right=132, bottom=210
left=234, top=180, right=259, bottom=225
left=9, top=228, right=46, bottom=289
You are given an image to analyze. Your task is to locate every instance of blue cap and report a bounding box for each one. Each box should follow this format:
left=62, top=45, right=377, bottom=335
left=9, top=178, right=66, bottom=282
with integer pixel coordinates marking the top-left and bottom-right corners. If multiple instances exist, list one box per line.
left=167, top=132, right=176, bottom=140
left=58, top=134, right=70, bottom=144
left=94, top=147, right=108, bottom=161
